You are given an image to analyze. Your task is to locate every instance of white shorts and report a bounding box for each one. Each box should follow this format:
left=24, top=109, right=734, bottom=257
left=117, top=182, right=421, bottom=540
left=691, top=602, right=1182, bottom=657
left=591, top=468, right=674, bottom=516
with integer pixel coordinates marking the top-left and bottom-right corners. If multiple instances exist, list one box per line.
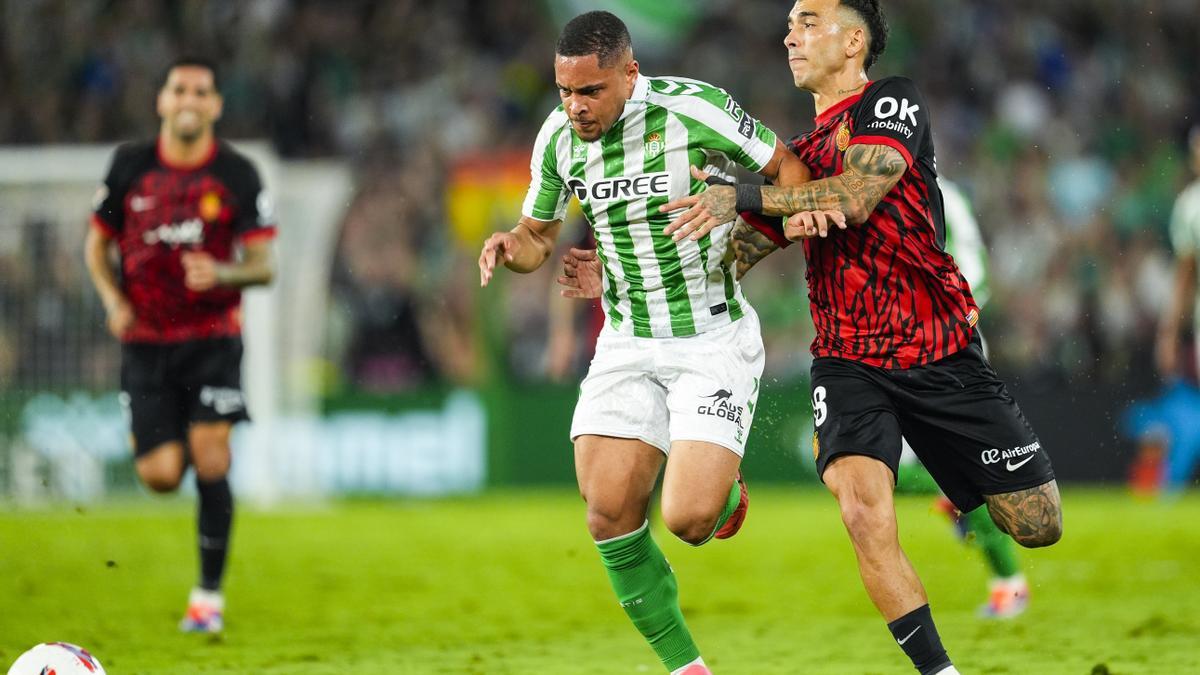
left=570, top=307, right=765, bottom=456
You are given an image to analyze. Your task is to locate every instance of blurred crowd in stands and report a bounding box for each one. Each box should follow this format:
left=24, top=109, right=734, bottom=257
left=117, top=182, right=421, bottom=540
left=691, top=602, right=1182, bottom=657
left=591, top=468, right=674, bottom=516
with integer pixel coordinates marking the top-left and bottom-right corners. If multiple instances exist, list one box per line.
left=2, top=0, right=1198, bottom=395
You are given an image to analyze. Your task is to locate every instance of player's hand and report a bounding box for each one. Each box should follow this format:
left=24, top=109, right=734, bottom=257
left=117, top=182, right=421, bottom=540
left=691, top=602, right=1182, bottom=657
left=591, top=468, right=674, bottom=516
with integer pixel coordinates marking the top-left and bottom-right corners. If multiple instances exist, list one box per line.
left=661, top=166, right=737, bottom=243
left=784, top=210, right=848, bottom=240
left=557, top=247, right=603, bottom=299
left=105, top=297, right=134, bottom=339
left=479, top=232, right=520, bottom=287
left=181, top=251, right=221, bottom=291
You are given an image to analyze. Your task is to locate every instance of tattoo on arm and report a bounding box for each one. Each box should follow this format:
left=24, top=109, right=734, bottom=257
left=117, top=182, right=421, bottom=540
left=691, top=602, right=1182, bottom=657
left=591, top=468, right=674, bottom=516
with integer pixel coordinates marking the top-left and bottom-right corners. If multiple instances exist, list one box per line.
left=982, top=480, right=1063, bottom=548
left=758, top=144, right=907, bottom=224
left=730, top=217, right=779, bottom=281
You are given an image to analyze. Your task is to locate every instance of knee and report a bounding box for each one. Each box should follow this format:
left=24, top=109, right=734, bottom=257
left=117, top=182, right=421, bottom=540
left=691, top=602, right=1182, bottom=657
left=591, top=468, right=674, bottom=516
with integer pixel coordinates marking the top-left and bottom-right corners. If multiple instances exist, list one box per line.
left=1014, top=515, right=1063, bottom=548
left=188, top=424, right=232, bottom=482
left=585, top=500, right=644, bottom=542
left=192, top=449, right=230, bottom=483
left=137, top=465, right=182, bottom=493
left=838, top=496, right=894, bottom=546
left=661, top=506, right=717, bottom=546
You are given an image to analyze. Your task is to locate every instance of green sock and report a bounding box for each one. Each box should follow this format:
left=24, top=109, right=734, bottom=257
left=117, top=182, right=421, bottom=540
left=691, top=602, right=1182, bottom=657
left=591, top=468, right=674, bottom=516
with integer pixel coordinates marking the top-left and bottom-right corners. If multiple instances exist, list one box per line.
left=692, top=478, right=742, bottom=546
left=965, top=506, right=1020, bottom=578
left=596, top=522, right=701, bottom=671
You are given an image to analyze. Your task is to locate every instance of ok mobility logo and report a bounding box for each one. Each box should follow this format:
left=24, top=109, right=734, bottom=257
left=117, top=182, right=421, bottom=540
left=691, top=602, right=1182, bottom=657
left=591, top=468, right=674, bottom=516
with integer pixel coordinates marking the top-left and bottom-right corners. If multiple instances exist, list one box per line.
left=981, top=441, right=1041, bottom=472
left=865, top=96, right=920, bottom=139
left=566, top=172, right=671, bottom=203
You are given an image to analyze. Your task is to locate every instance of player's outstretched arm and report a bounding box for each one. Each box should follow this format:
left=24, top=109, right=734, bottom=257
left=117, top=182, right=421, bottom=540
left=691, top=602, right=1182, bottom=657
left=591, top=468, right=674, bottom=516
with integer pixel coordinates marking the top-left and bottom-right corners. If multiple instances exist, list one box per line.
left=182, top=238, right=275, bottom=291
left=479, top=216, right=562, bottom=287
left=84, top=225, right=134, bottom=339
left=662, top=143, right=905, bottom=238
left=764, top=143, right=907, bottom=227
left=667, top=164, right=846, bottom=246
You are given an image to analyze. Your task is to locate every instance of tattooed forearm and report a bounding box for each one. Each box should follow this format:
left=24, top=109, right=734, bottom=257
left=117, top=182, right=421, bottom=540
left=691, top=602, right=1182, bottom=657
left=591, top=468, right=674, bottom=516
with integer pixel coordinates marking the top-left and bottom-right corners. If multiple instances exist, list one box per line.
left=758, top=144, right=907, bottom=224
left=729, top=217, right=780, bottom=280
left=983, top=480, right=1063, bottom=548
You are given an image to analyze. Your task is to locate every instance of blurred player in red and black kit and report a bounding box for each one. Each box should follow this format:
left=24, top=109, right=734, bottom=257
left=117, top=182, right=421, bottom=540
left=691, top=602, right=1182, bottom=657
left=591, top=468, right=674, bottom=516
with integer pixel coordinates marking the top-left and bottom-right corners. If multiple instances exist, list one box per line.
left=84, top=56, right=276, bottom=634
left=564, top=1, right=1065, bottom=672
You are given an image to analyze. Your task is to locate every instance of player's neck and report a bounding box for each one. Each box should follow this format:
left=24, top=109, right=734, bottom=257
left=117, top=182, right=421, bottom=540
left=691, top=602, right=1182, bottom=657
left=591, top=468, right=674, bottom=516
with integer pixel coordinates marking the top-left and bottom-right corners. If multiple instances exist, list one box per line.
left=810, top=71, right=870, bottom=118
left=158, top=131, right=216, bottom=170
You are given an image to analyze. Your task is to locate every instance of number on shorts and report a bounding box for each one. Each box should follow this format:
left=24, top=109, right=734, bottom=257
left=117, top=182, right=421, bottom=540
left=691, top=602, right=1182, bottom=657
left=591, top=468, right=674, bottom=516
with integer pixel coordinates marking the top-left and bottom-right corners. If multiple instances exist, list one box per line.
left=812, top=386, right=828, bottom=427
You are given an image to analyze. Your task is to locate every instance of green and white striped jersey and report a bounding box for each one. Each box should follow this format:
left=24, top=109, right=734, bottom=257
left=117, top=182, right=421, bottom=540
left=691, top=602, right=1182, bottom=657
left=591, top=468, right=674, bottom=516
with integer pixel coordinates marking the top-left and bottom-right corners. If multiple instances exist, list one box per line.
left=940, top=179, right=990, bottom=309
left=1169, top=179, right=1200, bottom=331
left=522, top=74, right=778, bottom=338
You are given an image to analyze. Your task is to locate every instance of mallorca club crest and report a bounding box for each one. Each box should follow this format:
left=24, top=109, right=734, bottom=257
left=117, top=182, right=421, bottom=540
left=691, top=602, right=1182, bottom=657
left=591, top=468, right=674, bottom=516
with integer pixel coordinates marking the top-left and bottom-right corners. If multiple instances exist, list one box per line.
left=644, top=131, right=664, bottom=160
left=199, top=192, right=222, bottom=222
left=835, top=122, right=851, bottom=152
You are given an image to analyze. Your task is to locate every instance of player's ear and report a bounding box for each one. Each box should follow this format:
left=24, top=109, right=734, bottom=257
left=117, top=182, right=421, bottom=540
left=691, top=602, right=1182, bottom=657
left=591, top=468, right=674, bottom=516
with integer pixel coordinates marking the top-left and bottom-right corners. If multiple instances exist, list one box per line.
left=845, top=25, right=866, bottom=64
left=625, top=57, right=639, bottom=85
left=212, top=92, right=224, bottom=123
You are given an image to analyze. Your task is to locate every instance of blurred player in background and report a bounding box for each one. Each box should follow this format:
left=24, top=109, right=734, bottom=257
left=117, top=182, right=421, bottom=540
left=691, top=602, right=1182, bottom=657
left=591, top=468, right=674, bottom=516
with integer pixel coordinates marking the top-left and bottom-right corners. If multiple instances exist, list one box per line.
left=478, top=11, right=814, bottom=674
left=1157, top=125, right=1200, bottom=380
left=84, top=56, right=276, bottom=634
left=895, top=180, right=1030, bottom=619
left=1145, top=124, right=1200, bottom=493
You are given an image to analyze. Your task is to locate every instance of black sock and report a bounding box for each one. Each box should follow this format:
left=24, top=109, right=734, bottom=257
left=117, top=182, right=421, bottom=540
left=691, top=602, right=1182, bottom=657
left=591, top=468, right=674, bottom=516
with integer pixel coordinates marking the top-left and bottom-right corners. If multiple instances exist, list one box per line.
left=887, top=604, right=952, bottom=674
left=196, top=476, right=234, bottom=592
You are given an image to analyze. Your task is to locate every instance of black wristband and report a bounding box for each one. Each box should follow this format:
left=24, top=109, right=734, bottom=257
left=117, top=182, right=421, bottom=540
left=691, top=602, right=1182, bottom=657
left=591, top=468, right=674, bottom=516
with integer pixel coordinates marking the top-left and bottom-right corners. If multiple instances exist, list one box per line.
left=735, top=183, right=763, bottom=214
left=704, top=174, right=734, bottom=187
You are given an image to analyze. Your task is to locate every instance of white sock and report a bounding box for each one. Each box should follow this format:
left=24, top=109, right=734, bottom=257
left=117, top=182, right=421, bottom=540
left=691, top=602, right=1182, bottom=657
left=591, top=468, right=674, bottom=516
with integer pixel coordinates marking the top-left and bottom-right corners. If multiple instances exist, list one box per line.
left=670, top=656, right=707, bottom=674
left=931, top=665, right=960, bottom=675
left=189, top=587, right=224, bottom=609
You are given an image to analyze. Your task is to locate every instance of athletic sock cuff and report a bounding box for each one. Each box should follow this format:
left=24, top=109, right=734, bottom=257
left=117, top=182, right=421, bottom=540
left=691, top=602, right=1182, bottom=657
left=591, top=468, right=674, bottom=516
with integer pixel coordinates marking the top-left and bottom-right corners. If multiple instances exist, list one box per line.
left=887, top=604, right=951, bottom=675
left=596, top=521, right=651, bottom=570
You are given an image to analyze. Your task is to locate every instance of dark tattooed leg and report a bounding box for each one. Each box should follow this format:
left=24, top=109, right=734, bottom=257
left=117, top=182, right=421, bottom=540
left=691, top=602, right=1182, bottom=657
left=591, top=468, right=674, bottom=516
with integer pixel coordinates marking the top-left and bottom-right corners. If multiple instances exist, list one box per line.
left=983, top=480, right=1063, bottom=548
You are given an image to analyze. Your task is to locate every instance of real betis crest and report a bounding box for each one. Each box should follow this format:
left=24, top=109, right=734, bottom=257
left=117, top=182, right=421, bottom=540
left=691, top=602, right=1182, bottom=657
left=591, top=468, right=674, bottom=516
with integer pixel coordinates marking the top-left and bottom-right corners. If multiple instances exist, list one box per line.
left=644, top=131, right=664, bottom=160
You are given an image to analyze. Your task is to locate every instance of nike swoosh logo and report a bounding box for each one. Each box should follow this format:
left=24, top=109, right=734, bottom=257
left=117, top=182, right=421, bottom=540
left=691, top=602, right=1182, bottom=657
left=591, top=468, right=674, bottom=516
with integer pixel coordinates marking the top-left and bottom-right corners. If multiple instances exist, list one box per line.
left=897, top=625, right=922, bottom=645
left=1006, top=456, right=1035, bottom=471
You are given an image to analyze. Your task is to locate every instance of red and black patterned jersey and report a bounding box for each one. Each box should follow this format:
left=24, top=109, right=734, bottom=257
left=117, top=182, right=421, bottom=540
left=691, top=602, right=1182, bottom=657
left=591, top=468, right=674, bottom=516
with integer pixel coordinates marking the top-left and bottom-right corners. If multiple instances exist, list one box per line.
left=746, top=77, right=979, bottom=369
left=91, top=138, right=276, bottom=344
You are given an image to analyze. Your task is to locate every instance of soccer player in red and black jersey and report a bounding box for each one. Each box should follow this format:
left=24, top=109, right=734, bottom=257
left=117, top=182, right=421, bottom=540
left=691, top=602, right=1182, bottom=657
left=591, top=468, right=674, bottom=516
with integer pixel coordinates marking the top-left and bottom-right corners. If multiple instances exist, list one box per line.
left=656, top=1, right=1064, bottom=672
left=84, top=56, right=276, bottom=634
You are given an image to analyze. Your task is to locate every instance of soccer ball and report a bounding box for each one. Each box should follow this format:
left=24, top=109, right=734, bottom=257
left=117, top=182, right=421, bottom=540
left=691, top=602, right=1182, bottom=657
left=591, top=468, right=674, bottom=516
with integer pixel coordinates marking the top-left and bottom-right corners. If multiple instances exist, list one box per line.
left=6, top=643, right=106, bottom=675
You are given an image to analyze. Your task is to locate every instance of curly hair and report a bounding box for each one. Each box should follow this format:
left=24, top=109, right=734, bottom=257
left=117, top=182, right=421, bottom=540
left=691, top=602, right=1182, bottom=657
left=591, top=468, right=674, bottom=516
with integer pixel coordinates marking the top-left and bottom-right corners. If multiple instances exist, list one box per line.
left=839, top=0, right=889, bottom=71
left=556, top=11, right=632, bottom=68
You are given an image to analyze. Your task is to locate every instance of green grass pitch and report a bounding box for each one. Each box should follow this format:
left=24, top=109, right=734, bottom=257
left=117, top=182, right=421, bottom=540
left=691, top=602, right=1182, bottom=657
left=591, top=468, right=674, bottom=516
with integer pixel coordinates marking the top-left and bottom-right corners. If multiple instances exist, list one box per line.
left=1, top=487, right=1198, bottom=673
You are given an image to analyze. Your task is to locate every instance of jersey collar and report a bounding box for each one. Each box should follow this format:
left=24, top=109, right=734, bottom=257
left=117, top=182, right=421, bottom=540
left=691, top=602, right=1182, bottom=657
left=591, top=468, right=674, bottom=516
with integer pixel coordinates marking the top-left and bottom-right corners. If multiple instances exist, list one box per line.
left=814, top=81, right=873, bottom=126
left=614, top=74, right=650, bottom=126
left=157, top=136, right=218, bottom=171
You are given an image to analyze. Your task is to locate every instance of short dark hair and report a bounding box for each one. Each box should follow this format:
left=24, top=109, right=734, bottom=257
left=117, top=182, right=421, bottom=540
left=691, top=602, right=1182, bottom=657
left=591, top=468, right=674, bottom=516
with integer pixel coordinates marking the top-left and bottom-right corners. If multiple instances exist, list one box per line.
left=556, top=11, right=632, bottom=68
left=839, top=0, right=888, bottom=72
left=160, top=56, right=220, bottom=92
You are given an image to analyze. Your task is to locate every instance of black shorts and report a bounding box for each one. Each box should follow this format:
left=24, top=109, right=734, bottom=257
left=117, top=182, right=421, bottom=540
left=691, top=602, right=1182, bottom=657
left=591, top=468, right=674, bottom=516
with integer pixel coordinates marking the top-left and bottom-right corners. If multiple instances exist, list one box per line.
left=810, top=333, right=1055, bottom=512
left=119, top=337, right=250, bottom=457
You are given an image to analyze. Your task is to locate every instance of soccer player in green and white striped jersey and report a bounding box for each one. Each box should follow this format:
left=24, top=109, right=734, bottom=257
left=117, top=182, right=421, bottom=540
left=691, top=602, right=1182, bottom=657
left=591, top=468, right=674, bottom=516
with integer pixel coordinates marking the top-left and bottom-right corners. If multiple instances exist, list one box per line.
left=477, top=11, right=810, bottom=674
left=1158, top=125, right=1200, bottom=378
